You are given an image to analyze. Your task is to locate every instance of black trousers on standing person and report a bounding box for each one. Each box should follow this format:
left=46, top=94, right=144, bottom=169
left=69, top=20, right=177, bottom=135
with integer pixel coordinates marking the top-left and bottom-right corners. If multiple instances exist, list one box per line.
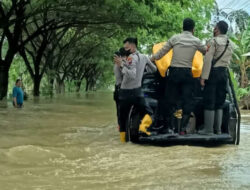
left=203, top=67, right=228, bottom=110
left=199, top=67, right=228, bottom=135
left=119, top=87, right=153, bottom=133
left=163, top=67, right=195, bottom=133
left=113, top=85, right=121, bottom=127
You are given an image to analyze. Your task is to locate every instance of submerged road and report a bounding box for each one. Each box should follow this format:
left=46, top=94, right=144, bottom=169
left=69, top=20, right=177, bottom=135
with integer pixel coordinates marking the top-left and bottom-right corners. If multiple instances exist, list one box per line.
left=0, top=92, right=249, bottom=190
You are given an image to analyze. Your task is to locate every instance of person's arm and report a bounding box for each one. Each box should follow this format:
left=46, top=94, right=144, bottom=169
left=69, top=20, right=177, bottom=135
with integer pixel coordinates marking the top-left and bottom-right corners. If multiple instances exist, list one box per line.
left=13, top=97, right=17, bottom=107
left=121, top=56, right=137, bottom=79
left=151, top=37, right=174, bottom=62
left=145, top=56, right=157, bottom=73
left=200, top=40, right=216, bottom=86
left=13, top=88, right=17, bottom=108
left=196, top=39, right=207, bottom=55
left=114, top=55, right=122, bottom=67
left=114, top=64, right=123, bottom=84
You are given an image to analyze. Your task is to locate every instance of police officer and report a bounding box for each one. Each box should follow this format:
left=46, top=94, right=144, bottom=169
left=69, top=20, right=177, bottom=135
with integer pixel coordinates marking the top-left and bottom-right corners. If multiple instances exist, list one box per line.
left=114, top=37, right=157, bottom=142
left=151, top=18, right=207, bottom=135
left=199, top=21, right=233, bottom=135
left=113, top=48, right=127, bottom=130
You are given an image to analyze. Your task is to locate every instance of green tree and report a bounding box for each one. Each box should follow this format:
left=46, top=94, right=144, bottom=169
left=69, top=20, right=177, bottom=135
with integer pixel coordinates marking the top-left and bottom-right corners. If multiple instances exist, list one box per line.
left=230, top=20, right=250, bottom=88
left=0, top=0, right=59, bottom=99
left=1, top=0, right=216, bottom=99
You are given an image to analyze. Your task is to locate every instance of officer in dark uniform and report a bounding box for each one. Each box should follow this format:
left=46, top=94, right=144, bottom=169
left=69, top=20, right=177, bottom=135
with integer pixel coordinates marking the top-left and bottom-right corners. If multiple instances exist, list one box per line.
left=151, top=18, right=207, bottom=135
left=199, top=21, right=233, bottom=135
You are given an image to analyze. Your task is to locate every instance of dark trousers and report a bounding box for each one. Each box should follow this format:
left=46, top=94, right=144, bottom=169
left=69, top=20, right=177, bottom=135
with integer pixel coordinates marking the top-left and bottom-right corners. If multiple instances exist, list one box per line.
left=203, top=67, right=228, bottom=110
left=113, top=85, right=121, bottom=126
left=163, top=67, right=195, bottom=117
left=119, top=88, right=153, bottom=132
left=114, top=100, right=121, bottom=126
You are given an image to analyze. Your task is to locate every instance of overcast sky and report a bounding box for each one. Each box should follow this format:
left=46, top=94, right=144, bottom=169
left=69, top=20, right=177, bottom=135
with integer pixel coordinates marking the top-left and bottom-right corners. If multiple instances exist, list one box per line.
left=216, top=0, right=250, bottom=14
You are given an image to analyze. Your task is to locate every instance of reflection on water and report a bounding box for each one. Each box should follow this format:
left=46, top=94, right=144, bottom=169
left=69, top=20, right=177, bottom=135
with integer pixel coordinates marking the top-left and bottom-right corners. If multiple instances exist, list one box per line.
left=0, top=92, right=250, bottom=190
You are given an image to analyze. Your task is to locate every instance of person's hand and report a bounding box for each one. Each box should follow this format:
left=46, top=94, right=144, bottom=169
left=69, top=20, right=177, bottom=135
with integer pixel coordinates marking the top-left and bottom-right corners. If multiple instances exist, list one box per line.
left=200, top=79, right=205, bottom=87
left=114, top=55, right=122, bottom=67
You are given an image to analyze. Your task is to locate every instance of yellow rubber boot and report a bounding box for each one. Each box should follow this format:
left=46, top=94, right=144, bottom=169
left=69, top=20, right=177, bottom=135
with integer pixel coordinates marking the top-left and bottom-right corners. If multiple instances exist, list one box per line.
left=120, top=132, right=126, bottom=143
left=174, top=109, right=183, bottom=119
left=139, top=114, right=152, bottom=136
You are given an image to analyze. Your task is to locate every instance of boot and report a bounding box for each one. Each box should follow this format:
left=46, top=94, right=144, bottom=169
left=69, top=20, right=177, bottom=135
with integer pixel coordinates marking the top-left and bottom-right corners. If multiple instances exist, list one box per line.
left=179, top=114, right=190, bottom=135
left=198, top=110, right=214, bottom=135
left=158, top=117, right=173, bottom=134
left=120, top=132, right=126, bottom=143
left=173, top=109, right=182, bottom=133
left=186, top=112, right=196, bottom=134
left=214, top=109, right=223, bottom=135
left=160, top=109, right=182, bottom=134
left=139, top=114, right=152, bottom=136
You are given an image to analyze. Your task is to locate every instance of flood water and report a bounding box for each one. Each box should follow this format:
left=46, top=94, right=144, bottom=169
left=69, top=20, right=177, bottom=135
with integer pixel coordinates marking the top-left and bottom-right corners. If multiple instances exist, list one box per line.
left=0, top=92, right=250, bottom=190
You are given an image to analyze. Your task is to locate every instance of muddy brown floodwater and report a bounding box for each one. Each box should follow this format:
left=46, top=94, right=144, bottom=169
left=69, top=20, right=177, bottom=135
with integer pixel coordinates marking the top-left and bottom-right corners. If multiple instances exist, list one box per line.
left=0, top=92, right=250, bottom=190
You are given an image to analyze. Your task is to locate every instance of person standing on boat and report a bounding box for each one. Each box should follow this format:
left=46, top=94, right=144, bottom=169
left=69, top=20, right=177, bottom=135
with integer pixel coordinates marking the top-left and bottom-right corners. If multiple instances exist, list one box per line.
left=199, top=21, right=233, bottom=135
left=113, top=47, right=127, bottom=131
left=150, top=18, right=207, bottom=135
left=114, top=37, right=157, bottom=142
left=13, top=79, right=24, bottom=108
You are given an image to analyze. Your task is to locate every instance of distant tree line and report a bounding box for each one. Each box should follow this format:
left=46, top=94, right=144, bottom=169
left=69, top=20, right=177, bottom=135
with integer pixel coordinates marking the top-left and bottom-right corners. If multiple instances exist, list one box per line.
left=0, top=0, right=227, bottom=99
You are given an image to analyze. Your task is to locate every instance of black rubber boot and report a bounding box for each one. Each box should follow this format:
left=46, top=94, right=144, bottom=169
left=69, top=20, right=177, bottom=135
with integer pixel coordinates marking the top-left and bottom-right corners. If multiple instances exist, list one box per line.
left=186, top=112, right=196, bottom=134
left=179, top=114, right=190, bottom=135
left=171, top=116, right=181, bottom=133
left=214, top=109, right=223, bottom=135
left=147, top=117, right=162, bottom=136
left=198, top=110, right=214, bottom=135
left=156, top=117, right=173, bottom=134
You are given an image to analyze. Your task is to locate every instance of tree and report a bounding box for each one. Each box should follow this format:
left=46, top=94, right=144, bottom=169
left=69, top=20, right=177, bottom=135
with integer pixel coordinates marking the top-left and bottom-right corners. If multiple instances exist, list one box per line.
left=1, top=0, right=216, bottom=98
left=0, top=0, right=29, bottom=99
left=213, top=3, right=249, bottom=34
left=19, top=19, right=70, bottom=96
left=231, top=21, right=250, bottom=88
left=132, top=0, right=215, bottom=54
left=0, top=0, right=59, bottom=99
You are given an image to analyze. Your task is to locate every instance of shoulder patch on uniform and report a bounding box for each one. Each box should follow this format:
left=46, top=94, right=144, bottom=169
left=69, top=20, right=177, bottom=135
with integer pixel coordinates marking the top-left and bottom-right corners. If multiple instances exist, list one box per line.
left=127, top=57, right=132, bottom=61
left=207, top=44, right=210, bottom=52
left=127, top=57, right=132, bottom=65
